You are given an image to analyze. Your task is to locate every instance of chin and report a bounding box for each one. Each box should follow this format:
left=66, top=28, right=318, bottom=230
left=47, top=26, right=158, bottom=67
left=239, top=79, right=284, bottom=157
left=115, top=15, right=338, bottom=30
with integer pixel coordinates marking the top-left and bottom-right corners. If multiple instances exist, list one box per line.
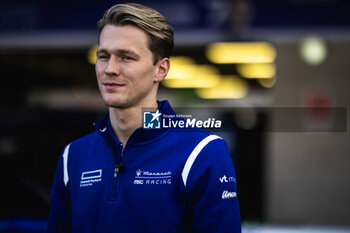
left=101, top=93, right=123, bottom=107
left=103, top=98, right=131, bottom=109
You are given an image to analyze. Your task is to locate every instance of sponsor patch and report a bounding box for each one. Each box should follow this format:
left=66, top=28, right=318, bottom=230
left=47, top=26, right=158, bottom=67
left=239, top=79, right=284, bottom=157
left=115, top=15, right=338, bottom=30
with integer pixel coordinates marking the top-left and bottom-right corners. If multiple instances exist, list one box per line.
left=222, top=190, right=237, bottom=200
left=133, top=169, right=172, bottom=185
left=80, top=169, right=102, bottom=187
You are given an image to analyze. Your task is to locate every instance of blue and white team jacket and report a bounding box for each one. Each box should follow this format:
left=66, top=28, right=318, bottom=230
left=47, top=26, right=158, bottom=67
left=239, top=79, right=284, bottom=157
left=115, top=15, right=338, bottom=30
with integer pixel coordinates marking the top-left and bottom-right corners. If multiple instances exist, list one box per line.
left=47, top=100, right=241, bottom=233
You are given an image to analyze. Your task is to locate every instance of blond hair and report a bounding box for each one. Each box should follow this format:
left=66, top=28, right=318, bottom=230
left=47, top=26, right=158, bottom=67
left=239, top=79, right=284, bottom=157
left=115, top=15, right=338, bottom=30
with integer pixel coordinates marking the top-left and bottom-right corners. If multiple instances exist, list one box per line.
left=97, top=3, right=174, bottom=65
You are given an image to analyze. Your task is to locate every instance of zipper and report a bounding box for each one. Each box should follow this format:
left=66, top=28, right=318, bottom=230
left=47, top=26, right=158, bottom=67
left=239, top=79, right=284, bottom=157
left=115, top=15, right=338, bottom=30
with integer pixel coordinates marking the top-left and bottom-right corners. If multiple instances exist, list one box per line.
left=106, top=128, right=141, bottom=201
left=110, top=166, right=119, bottom=200
left=109, top=143, right=123, bottom=201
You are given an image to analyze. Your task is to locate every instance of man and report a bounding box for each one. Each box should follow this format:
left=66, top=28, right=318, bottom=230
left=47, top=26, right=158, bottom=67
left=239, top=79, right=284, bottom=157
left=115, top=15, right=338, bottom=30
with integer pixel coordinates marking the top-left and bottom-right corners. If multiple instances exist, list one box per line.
left=47, top=3, right=241, bottom=233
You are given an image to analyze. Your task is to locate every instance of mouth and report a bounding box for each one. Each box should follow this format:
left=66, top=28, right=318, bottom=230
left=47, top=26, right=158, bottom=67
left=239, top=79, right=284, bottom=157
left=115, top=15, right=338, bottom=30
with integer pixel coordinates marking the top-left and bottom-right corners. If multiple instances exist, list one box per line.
left=103, top=82, right=125, bottom=90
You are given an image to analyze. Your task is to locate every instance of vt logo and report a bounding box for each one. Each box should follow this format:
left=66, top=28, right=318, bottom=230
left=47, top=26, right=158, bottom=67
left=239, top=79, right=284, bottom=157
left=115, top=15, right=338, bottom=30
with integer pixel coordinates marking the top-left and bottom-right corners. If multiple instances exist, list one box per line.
left=219, top=175, right=228, bottom=183
left=143, top=110, right=161, bottom=129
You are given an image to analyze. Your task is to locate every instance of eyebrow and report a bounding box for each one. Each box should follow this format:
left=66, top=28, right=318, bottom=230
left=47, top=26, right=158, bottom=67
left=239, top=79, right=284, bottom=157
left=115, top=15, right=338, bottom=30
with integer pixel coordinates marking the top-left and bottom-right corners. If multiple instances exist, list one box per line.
left=96, top=48, right=140, bottom=59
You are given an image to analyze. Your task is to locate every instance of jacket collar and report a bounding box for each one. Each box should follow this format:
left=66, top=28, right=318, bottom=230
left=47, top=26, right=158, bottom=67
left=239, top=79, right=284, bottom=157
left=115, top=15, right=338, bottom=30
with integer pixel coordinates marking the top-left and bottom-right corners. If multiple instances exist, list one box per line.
left=94, top=100, right=176, bottom=147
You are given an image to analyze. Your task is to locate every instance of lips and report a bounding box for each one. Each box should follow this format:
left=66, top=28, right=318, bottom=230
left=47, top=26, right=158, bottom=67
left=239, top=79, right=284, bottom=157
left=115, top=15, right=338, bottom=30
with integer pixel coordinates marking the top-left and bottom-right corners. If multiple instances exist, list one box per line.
left=103, top=82, right=124, bottom=91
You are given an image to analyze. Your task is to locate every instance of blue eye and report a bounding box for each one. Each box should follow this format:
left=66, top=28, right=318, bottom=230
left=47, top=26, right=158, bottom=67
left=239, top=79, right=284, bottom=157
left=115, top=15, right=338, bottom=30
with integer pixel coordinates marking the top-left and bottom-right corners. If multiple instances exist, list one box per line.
left=123, top=56, right=133, bottom=61
left=98, top=55, right=108, bottom=60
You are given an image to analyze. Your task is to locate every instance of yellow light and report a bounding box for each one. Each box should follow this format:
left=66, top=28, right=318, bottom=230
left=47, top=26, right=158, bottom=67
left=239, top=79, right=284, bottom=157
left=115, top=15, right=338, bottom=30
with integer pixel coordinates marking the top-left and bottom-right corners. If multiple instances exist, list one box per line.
left=166, top=56, right=197, bottom=80
left=163, top=65, right=220, bottom=88
left=195, top=75, right=248, bottom=99
left=163, top=74, right=219, bottom=88
left=170, top=56, right=195, bottom=65
left=87, top=44, right=98, bottom=64
left=258, top=76, right=276, bottom=88
left=166, top=64, right=197, bottom=80
left=237, top=63, right=276, bottom=79
left=206, top=42, right=276, bottom=64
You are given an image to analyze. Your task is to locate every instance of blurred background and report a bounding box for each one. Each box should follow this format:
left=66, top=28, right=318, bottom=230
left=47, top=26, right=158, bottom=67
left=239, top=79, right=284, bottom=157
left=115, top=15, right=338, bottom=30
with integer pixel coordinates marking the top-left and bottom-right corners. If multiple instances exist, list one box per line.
left=0, top=0, right=350, bottom=232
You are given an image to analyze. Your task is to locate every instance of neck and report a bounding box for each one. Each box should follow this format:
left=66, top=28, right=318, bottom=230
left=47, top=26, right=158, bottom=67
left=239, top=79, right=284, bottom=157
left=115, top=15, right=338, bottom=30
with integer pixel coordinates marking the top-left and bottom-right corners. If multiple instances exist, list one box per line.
left=109, top=100, right=158, bottom=146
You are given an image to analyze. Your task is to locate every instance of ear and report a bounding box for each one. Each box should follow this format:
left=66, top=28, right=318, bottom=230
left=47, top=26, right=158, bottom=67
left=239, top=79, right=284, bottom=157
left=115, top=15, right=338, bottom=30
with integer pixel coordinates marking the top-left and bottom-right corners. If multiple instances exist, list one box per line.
left=154, top=57, right=170, bottom=83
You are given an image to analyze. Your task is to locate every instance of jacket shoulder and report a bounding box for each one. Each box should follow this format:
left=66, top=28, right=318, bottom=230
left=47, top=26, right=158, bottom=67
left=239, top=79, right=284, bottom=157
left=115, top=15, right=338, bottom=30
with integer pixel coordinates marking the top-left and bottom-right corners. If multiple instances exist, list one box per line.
left=168, top=126, right=216, bottom=142
left=68, top=130, right=102, bottom=148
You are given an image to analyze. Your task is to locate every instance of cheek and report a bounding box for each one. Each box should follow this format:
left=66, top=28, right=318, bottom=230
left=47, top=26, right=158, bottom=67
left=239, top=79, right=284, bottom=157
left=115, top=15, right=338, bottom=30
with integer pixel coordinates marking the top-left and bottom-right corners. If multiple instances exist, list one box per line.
left=135, top=66, right=156, bottom=82
left=95, top=63, right=104, bottom=79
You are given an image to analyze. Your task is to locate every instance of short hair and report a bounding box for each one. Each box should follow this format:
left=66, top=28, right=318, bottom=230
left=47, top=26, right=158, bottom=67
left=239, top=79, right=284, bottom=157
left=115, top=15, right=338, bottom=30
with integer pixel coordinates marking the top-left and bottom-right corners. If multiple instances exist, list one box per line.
left=97, top=3, right=174, bottom=65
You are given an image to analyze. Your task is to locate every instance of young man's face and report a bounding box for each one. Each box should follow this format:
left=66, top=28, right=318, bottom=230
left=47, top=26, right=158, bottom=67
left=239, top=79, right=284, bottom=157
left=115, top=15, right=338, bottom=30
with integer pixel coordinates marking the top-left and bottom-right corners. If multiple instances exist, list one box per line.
left=95, top=24, right=165, bottom=109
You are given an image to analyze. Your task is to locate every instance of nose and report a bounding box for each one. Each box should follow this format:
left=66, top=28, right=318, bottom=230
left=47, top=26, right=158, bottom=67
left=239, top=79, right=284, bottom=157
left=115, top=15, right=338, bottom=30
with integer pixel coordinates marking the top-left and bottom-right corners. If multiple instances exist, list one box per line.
left=105, top=56, right=120, bottom=76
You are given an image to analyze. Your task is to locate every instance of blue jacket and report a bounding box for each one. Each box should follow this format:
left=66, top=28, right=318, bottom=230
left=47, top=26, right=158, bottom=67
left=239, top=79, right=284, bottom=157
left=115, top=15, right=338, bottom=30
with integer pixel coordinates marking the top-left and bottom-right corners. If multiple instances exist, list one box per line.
left=47, top=100, right=241, bottom=233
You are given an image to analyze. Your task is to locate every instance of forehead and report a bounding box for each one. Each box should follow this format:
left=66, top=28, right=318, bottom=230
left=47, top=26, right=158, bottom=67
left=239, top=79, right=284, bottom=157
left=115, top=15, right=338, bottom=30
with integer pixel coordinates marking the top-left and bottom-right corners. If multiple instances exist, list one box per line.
left=98, top=24, right=151, bottom=54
